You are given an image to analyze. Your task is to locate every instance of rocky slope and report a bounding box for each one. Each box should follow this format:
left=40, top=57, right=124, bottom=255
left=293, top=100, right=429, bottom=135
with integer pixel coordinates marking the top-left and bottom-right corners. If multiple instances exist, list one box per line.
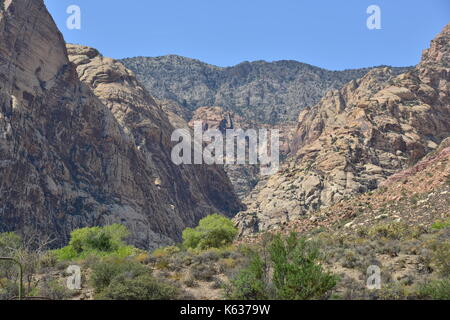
left=121, top=56, right=411, bottom=125
left=121, top=45, right=410, bottom=200
left=235, top=24, right=450, bottom=236
left=187, top=106, right=296, bottom=198
left=0, top=0, right=242, bottom=249
left=237, top=137, right=450, bottom=240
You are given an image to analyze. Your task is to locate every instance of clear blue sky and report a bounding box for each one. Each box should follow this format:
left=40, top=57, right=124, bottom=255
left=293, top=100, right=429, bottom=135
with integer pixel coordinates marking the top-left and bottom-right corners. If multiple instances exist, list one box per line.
left=44, top=0, right=449, bottom=70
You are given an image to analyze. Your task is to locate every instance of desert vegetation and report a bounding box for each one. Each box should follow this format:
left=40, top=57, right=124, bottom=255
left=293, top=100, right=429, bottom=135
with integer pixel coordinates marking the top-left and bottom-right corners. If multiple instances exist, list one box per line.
left=0, top=214, right=448, bottom=300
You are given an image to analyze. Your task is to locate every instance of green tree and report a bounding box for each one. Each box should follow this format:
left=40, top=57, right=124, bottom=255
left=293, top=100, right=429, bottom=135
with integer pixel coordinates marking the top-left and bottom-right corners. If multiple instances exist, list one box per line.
left=225, top=251, right=271, bottom=300
left=182, top=214, right=238, bottom=250
left=54, top=224, right=135, bottom=260
left=269, top=233, right=338, bottom=300
left=227, top=233, right=338, bottom=300
left=90, top=258, right=147, bottom=292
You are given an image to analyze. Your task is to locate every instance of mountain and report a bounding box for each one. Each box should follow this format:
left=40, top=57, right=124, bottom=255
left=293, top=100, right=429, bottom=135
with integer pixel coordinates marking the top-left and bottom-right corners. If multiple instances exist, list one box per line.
left=235, top=23, right=450, bottom=236
left=0, top=0, right=242, bottom=249
left=121, top=56, right=411, bottom=125
left=121, top=56, right=409, bottom=198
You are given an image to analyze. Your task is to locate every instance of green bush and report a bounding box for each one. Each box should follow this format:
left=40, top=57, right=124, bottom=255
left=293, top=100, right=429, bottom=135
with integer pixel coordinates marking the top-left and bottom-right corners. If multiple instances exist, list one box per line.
left=0, top=279, right=19, bottom=300
left=226, top=233, right=338, bottom=300
left=270, top=233, right=338, bottom=300
left=90, top=258, right=147, bottom=293
left=0, top=232, right=23, bottom=281
left=367, top=222, right=409, bottom=240
left=225, top=251, right=271, bottom=300
left=182, top=214, right=238, bottom=250
left=38, top=279, right=72, bottom=300
left=430, top=241, right=450, bottom=277
left=418, top=278, right=450, bottom=300
left=97, top=274, right=179, bottom=300
left=431, top=219, right=450, bottom=230
left=0, top=232, right=22, bottom=255
left=53, top=224, right=135, bottom=261
left=90, top=257, right=179, bottom=300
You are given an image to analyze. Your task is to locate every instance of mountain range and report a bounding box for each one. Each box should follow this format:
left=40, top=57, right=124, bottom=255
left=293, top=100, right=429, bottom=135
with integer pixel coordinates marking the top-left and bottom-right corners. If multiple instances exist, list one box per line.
left=0, top=0, right=448, bottom=253
left=121, top=56, right=411, bottom=125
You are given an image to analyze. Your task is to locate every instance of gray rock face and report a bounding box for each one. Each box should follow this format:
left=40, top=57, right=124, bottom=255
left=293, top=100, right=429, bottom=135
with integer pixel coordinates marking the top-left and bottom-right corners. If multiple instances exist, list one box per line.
left=0, top=0, right=242, bottom=250
left=121, top=56, right=411, bottom=125
left=234, top=24, right=450, bottom=237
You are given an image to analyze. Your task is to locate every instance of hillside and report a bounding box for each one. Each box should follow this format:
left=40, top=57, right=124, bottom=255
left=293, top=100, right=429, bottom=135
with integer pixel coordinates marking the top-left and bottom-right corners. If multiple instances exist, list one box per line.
left=121, top=56, right=411, bottom=125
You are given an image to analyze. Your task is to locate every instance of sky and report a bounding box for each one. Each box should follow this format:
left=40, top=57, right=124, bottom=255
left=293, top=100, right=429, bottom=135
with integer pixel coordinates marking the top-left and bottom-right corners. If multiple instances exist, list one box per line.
left=44, top=0, right=450, bottom=70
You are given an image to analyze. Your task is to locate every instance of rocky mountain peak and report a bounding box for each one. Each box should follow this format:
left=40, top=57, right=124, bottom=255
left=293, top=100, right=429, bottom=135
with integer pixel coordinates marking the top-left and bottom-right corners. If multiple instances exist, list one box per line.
left=235, top=24, right=450, bottom=237
left=121, top=55, right=412, bottom=125
left=420, top=23, right=450, bottom=67
left=0, top=0, right=70, bottom=96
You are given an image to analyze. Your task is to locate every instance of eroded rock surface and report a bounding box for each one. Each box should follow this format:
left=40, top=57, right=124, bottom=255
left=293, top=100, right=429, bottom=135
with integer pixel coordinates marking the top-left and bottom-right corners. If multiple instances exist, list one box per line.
left=0, top=0, right=242, bottom=249
left=121, top=56, right=411, bottom=125
left=235, top=24, right=450, bottom=237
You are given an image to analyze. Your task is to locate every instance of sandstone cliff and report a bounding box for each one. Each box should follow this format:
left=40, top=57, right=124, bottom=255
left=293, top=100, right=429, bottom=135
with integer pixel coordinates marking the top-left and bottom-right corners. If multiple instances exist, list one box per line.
left=235, top=24, right=450, bottom=236
left=0, top=0, right=242, bottom=249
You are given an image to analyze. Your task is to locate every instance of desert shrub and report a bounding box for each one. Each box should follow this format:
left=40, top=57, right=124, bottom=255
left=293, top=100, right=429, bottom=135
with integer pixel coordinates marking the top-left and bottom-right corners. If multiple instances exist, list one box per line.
left=376, top=240, right=401, bottom=257
left=429, top=240, right=450, bottom=276
left=0, top=279, right=18, bottom=300
left=210, top=276, right=223, bottom=289
left=97, top=274, right=179, bottom=300
left=417, top=278, right=450, bottom=300
left=0, top=232, right=22, bottom=254
left=225, top=251, right=270, bottom=300
left=0, top=233, right=22, bottom=281
left=367, top=222, right=410, bottom=240
left=270, top=233, right=338, bottom=300
left=39, top=252, right=58, bottom=269
left=432, top=219, right=450, bottom=230
left=90, top=258, right=147, bottom=293
left=193, top=248, right=221, bottom=264
left=341, top=249, right=360, bottom=269
left=226, top=233, right=338, bottom=300
left=183, top=274, right=197, bottom=288
left=218, top=258, right=237, bottom=273
left=152, top=246, right=180, bottom=258
left=0, top=231, right=54, bottom=296
left=182, top=214, right=238, bottom=250
left=190, top=263, right=217, bottom=282
left=38, top=278, right=72, bottom=300
left=53, top=224, right=136, bottom=261
left=378, top=282, right=412, bottom=300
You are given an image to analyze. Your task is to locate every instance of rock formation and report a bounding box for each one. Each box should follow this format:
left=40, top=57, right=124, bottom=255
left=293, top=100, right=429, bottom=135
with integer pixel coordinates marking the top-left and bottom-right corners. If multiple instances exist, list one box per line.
left=0, top=0, right=242, bottom=249
left=187, top=106, right=296, bottom=198
left=121, top=56, right=411, bottom=125
left=235, top=24, right=450, bottom=236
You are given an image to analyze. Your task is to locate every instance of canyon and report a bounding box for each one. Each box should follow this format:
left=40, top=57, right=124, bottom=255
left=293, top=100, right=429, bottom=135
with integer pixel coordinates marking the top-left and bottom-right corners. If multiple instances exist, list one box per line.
left=0, top=0, right=448, bottom=254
